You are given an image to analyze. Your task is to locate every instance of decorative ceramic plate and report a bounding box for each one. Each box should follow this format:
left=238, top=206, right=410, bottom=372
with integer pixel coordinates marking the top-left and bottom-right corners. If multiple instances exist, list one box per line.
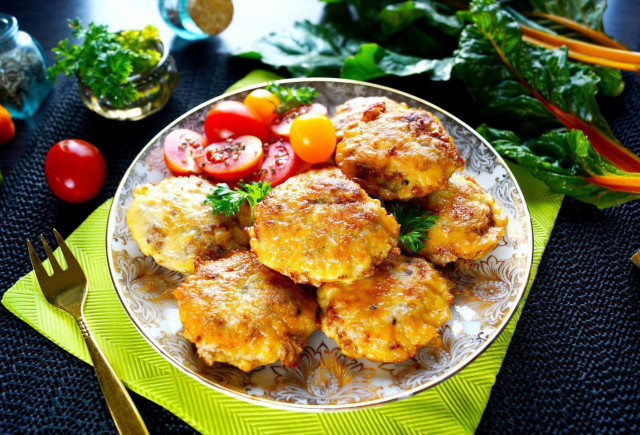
left=107, top=78, right=533, bottom=411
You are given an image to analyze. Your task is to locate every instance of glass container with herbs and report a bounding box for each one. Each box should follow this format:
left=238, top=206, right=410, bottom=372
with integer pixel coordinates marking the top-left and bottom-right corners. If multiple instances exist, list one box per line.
left=0, top=14, right=53, bottom=119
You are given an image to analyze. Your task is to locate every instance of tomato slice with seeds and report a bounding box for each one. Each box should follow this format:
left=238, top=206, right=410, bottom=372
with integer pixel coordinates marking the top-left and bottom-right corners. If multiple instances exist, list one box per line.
left=270, top=103, right=328, bottom=138
left=197, top=135, right=264, bottom=181
left=163, top=129, right=206, bottom=176
left=248, top=139, right=299, bottom=186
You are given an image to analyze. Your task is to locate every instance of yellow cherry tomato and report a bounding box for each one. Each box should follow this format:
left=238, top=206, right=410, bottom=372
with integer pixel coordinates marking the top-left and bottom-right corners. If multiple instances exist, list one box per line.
left=289, top=113, right=337, bottom=163
left=243, top=89, right=280, bottom=124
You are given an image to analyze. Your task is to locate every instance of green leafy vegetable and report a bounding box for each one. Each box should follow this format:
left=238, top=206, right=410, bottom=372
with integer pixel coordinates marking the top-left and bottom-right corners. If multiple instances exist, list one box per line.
left=265, top=83, right=319, bottom=114
left=454, top=0, right=640, bottom=173
left=48, top=19, right=161, bottom=109
left=204, top=181, right=272, bottom=224
left=342, top=43, right=454, bottom=81
left=378, top=0, right=463, bottom=37
left=236, top=21, right=364, bottom=77
left=478, top=125, right=640, bottom=208
left=390, top=203, right=438, bottom=253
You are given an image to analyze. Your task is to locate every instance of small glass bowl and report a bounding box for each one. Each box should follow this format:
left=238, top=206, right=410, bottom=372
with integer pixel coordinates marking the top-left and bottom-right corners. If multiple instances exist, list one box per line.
left=78, top=38, right=178, bottom=121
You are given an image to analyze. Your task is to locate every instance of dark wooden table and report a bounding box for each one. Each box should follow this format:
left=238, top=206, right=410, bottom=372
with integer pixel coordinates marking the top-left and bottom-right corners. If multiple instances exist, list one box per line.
left=1, top=0, right=639, bottom=433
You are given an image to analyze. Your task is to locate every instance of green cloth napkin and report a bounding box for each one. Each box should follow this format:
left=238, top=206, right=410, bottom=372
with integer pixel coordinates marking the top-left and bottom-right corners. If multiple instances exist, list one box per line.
left=2, top=72, right=563, bottom=434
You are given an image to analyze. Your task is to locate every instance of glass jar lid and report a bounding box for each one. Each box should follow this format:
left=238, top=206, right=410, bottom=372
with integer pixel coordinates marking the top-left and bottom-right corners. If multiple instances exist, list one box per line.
left=0, top=14, right=18, bottom=43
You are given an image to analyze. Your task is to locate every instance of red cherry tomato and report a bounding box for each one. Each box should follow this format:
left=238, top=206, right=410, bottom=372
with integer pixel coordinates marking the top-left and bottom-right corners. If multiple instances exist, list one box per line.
left=247, top=139, right=299, bottom=186
left=270, top=103, right=328, bottom=138
left=44, top=139, right=106, bottom=203
left=197, top=135, right=264, bottom=181
left=204, top=100, right=269, bottom=143
left=289, top=113, right=337, bottom=163
left=163, top=129, right=206, bottom=176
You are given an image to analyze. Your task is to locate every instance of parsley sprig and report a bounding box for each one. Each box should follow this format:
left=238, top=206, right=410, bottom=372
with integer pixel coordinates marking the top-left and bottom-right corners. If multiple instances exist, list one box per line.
left=204, top=181, right=272, bottom=224
left=265, top=83, right=319, bottom=115
left=390, top=203, right=438, bottom=253
left=48, top=19, right=161, bottom=109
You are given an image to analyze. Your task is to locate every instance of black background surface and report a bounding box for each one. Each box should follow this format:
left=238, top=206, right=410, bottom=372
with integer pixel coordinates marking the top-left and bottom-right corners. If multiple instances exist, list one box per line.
left=1, top=0, right=639, bottom=433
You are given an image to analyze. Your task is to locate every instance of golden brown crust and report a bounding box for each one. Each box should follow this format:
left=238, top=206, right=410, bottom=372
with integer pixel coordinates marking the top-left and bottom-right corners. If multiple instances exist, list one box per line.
left=335, top=106, right=464, bottom=200
left=248, top=167, right=400, bottom=286
left=331, top=96, right=407, bottom=138
left=318, top=254, right=454, bottom=362
left=415, top=174, right=508, bottom=265
left=126, top=176, right=249, bottom=274
left=174, top=250, right=318, bottom=372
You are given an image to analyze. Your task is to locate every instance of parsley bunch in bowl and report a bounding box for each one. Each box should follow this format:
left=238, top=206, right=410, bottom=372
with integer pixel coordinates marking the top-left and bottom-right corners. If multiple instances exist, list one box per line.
left=48, top=19, right=163, bottom=109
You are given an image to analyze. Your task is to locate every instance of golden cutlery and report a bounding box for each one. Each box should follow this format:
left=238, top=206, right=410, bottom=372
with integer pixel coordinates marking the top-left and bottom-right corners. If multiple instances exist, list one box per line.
left=27, top=230, right=149, bottom=435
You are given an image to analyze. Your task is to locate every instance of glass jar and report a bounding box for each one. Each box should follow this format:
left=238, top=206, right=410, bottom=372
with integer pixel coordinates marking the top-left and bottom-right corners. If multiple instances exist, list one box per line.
left=159, top=0, right=234, bottom=40
left=78, top=38, right=178, bottom=121
left=0, top=14, right=52, bottom=119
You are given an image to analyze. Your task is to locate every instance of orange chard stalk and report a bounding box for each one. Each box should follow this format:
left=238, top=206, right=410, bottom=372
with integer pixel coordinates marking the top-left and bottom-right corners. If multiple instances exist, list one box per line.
left=523, top=35, right=640, bottom=71
left=587, top=174, right=640, bottom=193
left=526, top=12, right=629, bottom=50
left=521, top=26, right=640, bottom=70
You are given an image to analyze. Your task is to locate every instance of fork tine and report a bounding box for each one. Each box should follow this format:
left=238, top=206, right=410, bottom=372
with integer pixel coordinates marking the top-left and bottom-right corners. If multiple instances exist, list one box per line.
left=52, top=229, right=82, bottom=272
left=40, top=234, right=63, bottom=272
left=27, top=239, right=50, bottom=284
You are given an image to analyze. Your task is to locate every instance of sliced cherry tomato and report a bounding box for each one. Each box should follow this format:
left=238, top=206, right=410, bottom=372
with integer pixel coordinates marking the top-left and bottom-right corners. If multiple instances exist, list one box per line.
left=204, top=100, right=269, bottom=143
left=197, top=135, right=264, bottom=181
left=270, top=103, right=328, bottom=138
left=243, top=89, right=280, bottom=124
left=163, top=129, right=206, bottom=176
left=44, top=139, right=106, bottom=203
left=289, top=113, right=337, bottom=164
left=248, top=139, right=299, bottom=186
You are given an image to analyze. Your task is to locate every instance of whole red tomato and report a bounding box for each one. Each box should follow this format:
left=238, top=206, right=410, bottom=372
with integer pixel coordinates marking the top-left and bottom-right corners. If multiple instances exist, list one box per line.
left=44, top=139, right=106, bottom=203
left=204, top=100, right=269, bottom=143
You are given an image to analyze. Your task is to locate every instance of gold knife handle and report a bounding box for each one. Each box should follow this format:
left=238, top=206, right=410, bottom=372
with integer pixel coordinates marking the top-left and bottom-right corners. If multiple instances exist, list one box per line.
left=77, top=317, right=149, bottom=435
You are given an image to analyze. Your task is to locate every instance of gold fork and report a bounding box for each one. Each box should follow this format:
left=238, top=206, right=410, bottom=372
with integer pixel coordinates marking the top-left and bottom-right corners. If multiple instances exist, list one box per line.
left=27, top=230, right=149, bottom=435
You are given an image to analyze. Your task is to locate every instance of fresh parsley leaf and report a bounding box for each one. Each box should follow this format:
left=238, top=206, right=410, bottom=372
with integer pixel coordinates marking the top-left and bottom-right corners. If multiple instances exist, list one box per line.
left=204, top=183, right=247, bottom=217
left=265, top=82, right=319, bottom=114
left=239, top=181, right=273, bottom=211
left=204, top=181, right=272, bottom=224
left=391, top=203, right=438, bottom=253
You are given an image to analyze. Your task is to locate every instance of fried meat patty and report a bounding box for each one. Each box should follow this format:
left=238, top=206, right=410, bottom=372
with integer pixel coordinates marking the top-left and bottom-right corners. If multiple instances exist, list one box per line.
left=174, top=250, right=318, bottom=372
left=415, top=174, right=508, bottom=265
left=331, top=96, right=407, bottom=138
left=126, top=176, right=249, bottom=274
left=318, top=254, right=454, bottom=362
left=336, top=104, right=464, bottom=200
left=248, top=167, right=400, bottom=286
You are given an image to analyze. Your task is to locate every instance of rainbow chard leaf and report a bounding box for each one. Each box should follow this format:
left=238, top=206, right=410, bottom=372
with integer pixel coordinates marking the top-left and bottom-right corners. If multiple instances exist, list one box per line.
left=454, top=0, right=640, bottom=172
left=479, top=126, right=640, bottom=208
